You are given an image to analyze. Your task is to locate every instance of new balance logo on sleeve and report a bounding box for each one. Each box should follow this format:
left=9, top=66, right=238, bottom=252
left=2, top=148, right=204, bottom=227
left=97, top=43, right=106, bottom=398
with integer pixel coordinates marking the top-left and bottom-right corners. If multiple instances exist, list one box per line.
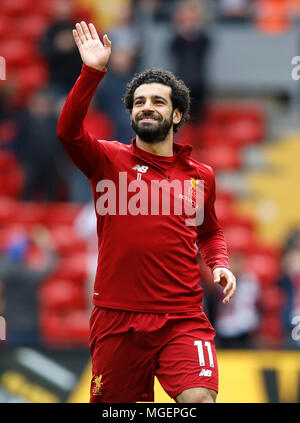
left=199, top=369, right=212, bottom=377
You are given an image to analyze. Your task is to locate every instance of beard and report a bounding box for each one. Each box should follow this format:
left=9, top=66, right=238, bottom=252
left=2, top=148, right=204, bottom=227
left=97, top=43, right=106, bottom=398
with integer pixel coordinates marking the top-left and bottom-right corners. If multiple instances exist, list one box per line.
left=131, top=111, right=173, bottom=144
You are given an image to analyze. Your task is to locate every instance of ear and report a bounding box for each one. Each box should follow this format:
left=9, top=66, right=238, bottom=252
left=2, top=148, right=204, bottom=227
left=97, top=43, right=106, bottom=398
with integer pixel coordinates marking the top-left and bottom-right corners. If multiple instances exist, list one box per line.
left=173, top=108, right=182, bottom=126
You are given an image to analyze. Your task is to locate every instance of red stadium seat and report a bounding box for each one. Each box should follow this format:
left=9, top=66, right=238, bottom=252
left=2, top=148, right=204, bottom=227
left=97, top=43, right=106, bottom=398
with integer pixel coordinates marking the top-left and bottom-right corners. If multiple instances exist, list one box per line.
left=0, top=40, right=38, bottom=67
left=44, top=203, right=83, bottom=226
left=204, top=102, right=265, bottom=146
left=223, top=219, right=256, bottom=253
left=33, top=0, right=58, bottom=18
left=39, top=311, right=74, bottom=345
left=0, top=119, right=18, bottom=147
left=215, top=190, right=235, bottom=203
left=177, top=101, right=265, bottom=149
left=0, top=199, right=18, bottom=225
left=39, top=278, right=87, bottom=311
left=40, top=310, right=89, bottom=346
left=191, top=145, right=242, bottom=171
left=175, top=122, right=205, bottom=147
left=244, top=250, right=280, bottom=285
left=0, top=202, right=84, bottom=227
left=7, top=202, right=47, bottom=225
left=13, top=15, right=49, bottom=41
left=11, top=62, right=49, bottom=103
left=0, top=151, right=24, bottom=199
left=84, top=110, right=115, bottom=140
left=52, top=253, right=88, bottom=282
left=63, top=310, right=90, bottom=342
left=0, top=16, right=14, bottom=39
left=214, top=195, right=236, bottom=224
left=50, top=225, right=87, bottom=255
left=39, top=311, right=66, bottom=342
left=260, top=284, right=283, bottom=311
left=1, top=0, right=34, bottom=15
left=259, top=312, right=284, bottom=347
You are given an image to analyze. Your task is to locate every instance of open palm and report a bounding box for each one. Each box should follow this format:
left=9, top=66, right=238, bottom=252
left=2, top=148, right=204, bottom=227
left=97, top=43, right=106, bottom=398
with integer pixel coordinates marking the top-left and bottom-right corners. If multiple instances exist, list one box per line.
left=73, top=21, right=111, bottom=71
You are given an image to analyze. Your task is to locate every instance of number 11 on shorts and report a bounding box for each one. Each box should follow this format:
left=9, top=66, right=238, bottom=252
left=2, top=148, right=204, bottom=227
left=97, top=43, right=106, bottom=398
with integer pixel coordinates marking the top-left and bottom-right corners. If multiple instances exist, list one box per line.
left=194, top=340, right=214, bottom=368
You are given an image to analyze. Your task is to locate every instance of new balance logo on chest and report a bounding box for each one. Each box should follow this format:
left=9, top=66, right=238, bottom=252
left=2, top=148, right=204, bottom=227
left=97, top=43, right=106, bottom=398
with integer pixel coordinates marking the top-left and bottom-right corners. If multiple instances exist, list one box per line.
left=133, top=164, right=149, bottom=181
left=133, top=164, right=149, bottom=173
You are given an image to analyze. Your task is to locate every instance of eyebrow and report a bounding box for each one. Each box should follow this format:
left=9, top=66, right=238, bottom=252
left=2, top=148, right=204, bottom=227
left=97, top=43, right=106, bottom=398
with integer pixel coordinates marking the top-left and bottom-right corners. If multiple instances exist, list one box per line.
left=133, top=95, right=168, bottom=102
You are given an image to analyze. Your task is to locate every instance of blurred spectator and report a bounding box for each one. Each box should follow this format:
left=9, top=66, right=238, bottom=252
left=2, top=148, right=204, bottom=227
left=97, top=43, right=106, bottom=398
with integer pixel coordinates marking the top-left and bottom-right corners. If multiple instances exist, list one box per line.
left=133, top=0, right=179, bottom=23
left=84, top=98, right=115, bottom=140
left=87, top=0, right=134, bottom=33
left=95, top=44, right=138, bottom=144
left=0, top=225, right=56, bottom=347
left=55, top=94, right=114, bottom=203
left=133, top=0, right=160, bottom=23
left=108, top=3, right=140, bottom=54
left=282, top=228, right=300, bottom=252
left=169, top=1, right=211, bottom=125
left=214, top=252, right=261, bottom=348
left=279, top=229, right=300, bottom=347
left=73, top=201, right=98, bottom=309
left=94, top=4, right=140, bottom=144
left=0, top=85, right=20, bottom=153
left=15, top=88, right=66, bottom=202
left=39, top=0, right=83, bottom=97
left=216, top=0, right=252, bottom=23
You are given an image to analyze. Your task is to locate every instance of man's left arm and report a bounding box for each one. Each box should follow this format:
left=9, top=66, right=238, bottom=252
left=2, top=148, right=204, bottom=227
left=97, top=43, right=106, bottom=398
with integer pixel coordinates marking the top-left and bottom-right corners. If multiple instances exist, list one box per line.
left=196, top=167, right=236, bottom=304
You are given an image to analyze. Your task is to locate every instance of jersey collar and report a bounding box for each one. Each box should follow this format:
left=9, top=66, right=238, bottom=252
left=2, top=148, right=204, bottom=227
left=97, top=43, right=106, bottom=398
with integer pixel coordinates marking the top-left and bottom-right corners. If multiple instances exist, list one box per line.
left=130, top=138, right=193, bottom=161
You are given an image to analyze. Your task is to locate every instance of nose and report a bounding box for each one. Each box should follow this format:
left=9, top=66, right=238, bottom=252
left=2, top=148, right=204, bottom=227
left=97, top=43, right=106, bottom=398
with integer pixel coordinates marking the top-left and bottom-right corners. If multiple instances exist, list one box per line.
left=142, top=99, right=155, bottom=112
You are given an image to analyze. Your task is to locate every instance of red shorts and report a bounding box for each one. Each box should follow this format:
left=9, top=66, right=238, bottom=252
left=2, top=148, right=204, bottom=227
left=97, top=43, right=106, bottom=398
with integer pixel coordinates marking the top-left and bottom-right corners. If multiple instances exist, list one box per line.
left=89, top=306, right=218, bottom=403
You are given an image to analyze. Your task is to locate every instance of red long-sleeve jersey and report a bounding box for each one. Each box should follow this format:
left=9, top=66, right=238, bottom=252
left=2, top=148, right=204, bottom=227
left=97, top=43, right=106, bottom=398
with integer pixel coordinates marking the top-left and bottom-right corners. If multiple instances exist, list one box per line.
left=57, top=64, right=230, bottom=313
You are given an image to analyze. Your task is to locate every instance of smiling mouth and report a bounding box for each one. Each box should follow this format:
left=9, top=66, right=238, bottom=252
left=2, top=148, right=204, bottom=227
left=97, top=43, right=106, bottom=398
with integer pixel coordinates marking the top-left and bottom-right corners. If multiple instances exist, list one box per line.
left=138, top=116, right=160, bottom=123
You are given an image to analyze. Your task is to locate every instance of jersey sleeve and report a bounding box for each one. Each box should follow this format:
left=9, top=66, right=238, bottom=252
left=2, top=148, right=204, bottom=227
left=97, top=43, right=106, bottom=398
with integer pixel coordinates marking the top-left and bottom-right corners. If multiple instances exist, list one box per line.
left=57, top=64, right=108, bottom=179
left=195, top=166, right=230, bottom=271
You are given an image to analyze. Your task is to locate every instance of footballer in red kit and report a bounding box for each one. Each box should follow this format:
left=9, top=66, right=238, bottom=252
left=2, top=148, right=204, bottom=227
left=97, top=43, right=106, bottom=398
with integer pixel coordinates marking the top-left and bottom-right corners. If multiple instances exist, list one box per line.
left=57, top=21, right=236, bottom=403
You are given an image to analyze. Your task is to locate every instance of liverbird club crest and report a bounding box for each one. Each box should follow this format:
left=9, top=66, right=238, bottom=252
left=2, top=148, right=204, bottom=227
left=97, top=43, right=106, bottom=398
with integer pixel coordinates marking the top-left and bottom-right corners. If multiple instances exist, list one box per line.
left=188, top=178, right=203, bottom=200
left=92, top=374, right=104, bottom=396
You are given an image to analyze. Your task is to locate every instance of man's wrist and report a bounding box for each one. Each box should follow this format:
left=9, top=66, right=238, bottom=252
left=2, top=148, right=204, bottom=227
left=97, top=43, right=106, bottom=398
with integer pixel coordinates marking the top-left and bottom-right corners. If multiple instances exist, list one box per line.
left=212, top=266, right=231, bottom=272
left=82, top=63, right=107, bottom=74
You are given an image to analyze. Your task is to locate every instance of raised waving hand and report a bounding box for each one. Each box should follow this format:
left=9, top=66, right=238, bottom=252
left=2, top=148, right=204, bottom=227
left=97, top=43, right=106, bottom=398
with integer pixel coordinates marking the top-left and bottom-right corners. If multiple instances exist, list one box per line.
left=72, top=21, right=111, bottom=71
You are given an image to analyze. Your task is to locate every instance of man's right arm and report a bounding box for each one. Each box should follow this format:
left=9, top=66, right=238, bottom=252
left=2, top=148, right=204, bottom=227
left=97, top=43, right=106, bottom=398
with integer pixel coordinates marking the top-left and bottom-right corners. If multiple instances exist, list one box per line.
left=57, top=64, right=107, bottom=178
left=57, top=22, right=112, bottom=179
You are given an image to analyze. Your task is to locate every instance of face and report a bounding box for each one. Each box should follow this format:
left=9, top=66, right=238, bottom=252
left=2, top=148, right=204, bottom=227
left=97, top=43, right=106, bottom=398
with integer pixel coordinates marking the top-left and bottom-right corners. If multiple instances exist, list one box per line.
left=130, top=83, right=181, bottom=143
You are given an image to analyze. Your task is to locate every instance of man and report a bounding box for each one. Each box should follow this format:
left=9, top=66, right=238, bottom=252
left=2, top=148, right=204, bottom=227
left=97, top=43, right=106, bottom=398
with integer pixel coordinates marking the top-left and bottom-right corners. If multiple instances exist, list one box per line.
left=57, top=21, right=236, bottom=403
left=0, top=225, right=56, bottom=347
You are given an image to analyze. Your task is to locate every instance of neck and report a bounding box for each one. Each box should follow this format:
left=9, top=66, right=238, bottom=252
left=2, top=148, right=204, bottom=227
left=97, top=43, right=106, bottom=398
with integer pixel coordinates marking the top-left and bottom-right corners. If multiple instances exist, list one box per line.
left=135, top=132, right=174, bottom=156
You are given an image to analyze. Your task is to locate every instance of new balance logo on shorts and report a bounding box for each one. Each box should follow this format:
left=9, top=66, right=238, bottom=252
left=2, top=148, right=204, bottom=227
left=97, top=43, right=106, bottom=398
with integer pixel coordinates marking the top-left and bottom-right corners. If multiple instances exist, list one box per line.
left=199, top=369, right=212, bottom=377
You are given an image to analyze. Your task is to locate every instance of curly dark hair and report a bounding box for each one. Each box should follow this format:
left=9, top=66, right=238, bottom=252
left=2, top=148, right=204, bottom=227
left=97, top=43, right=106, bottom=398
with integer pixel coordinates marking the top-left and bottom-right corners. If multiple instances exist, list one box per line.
left=122, top=68, right=191, bottom=133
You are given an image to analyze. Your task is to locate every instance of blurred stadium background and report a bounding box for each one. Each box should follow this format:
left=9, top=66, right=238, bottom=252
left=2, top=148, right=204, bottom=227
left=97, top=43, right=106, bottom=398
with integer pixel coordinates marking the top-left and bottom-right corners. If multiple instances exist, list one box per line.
left=0, top=0, right=300, bottom=403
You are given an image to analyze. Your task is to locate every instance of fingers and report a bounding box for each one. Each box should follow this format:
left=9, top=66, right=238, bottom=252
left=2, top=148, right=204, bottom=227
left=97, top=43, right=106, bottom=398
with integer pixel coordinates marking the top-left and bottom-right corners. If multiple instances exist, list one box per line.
left=103, top=33, right=112, bottom=48
left=75, top=22, right=86, bottom=44
left=88, top=23, right=100, bottom=40
left=81, top=21, right=92, bottom=40
left=72, top=29, right=82, bottom=48
left=213, top=271, right=220, bottom=283
left=212, top=268, right=236, bottom=304
left=222, top=276, right=236, bottom=304
left=74, top=21, right=110, bottom=50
